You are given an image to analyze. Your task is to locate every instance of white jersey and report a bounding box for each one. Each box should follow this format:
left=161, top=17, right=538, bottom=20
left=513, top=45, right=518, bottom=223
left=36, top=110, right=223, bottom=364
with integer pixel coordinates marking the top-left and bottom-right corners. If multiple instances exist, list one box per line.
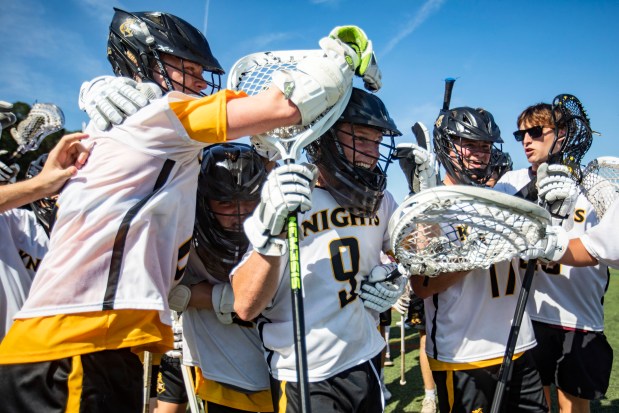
left=0, top=209, right=49, bottom=338
left=17, top=92, right=208, bottom=325
left=581, top=199, right=619, bottom=268
left=495, top=168, right=609, bottom=331
left=425, top=259, right=537, bottom=363
left=181, top=245, right=270, bottom=392
left=234, top=188, right=397, bottom=382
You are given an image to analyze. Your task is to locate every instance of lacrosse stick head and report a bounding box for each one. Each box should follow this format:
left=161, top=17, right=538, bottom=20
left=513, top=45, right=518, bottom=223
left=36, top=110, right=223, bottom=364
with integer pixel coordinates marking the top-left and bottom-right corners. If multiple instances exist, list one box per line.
left=305, top=87, right=401, bottom=217
left=433, top=107, right=504, bottom=187
left=108, top=8, right=224, bottom=96
left=227, top=50, right=352, bottom=161
left=10, top=103, right=64, bottom=156
left=549, top=94, right=593, bottom=180
left=389, top=186, right=550, bottom=276
left=579, top=157, right=619, bottom=219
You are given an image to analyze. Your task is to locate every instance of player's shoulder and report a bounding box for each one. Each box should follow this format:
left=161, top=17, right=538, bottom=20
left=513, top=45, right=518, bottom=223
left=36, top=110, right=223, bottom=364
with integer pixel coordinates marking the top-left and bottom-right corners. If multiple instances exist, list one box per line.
left=494, top=168, right=531, bottom=194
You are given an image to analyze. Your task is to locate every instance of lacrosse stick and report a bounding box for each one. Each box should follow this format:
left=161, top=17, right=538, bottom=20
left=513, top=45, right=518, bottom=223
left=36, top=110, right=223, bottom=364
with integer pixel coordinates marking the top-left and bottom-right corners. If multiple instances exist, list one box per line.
left=389, top=186, right=550, bottom=277
left=227, top=49, right=353, bottom=412
left=142, top=351, right=152, bottom=413
left=399, top=312, right=406, bottom=385
left=579, top=157, right=619, bottom=219
left=171, top=311, right=203, bottom=413
left=8, top=103, right=64, bottom=160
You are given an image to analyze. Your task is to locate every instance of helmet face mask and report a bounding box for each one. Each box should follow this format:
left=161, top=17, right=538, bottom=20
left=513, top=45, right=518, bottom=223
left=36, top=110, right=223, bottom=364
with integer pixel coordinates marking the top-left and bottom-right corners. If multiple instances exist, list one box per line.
left=433, top=107, right=503, bottom=186
left=107, top=8, right=224, bottom=96
left=306, top=88, right=401, bottom=218
left=194, top=143, right=266, bottom=280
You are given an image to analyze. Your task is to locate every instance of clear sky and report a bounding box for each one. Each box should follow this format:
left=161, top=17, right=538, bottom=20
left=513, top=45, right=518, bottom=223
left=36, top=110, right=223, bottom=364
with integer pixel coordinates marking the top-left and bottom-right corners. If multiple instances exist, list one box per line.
left=1, top=0, right=617, bottom=201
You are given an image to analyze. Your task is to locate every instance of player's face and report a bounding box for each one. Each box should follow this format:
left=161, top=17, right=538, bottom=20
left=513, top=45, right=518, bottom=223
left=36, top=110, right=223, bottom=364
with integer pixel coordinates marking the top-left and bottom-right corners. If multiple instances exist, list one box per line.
left=335, top=123, right=383, bottom=170
left=517, top=120, right=562, bottom=171
left=208, top=199, right=258, bottom=231
left=153, top=53, right=207, bottom=94
left=450, top=137, right=492, bottom=171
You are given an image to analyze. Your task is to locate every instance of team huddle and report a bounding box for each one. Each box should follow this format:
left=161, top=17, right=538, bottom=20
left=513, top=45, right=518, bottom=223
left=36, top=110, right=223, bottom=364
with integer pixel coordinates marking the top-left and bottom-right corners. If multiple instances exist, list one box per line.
left=0, top=6, right=617, bottom=413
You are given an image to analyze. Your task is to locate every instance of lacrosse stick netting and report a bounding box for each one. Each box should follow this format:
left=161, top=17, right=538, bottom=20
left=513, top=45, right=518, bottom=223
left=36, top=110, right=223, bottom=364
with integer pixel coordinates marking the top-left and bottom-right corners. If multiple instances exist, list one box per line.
left=389, top=186, right=550, bottom=276
left=10, top=103, right=65, bottom=156
left=579, top=156, right=619, bottom=219
left=226, top=50, right=352, bottom=161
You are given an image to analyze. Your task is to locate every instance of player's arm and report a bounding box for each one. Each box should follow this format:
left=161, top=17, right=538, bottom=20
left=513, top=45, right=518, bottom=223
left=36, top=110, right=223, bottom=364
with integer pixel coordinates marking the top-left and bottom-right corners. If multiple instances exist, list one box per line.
left=558, top=238, right=598, bottom=267
left=410, top=271, right=469, bottom=299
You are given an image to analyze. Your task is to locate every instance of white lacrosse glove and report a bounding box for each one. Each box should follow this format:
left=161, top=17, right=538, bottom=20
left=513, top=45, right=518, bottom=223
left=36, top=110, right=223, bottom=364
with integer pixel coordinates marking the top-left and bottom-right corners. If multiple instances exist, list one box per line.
left=537, top=163, right=579, bottom=226
left=0, top=101, right=16, bottom=131
left=360, top=263, right=409, bottom=313
left=244, top=163, right=318, bottom=256
left=392, top=282, right=411, bottom=316
left=168, top=284, right=191, bottom=313
left=328, top=26, right=381, bottom=91
left=394, top=143, right=438, bottom=193
left=212, top=283, right=235, bottom=325
left=521, top=225, right=569, bottom=263
left=165, top=316, right=184, bottom=359
left=0, top=159, right=19, bottom=184
left=78, top=76, right=163, bottom=130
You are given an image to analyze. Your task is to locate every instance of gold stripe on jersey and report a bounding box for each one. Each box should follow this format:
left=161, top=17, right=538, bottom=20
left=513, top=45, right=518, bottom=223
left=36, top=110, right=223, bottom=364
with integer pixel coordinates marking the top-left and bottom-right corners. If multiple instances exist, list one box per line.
left=0, top=310, right=172, bottom=364
left=169, top=90, right=248, bottom=143
left=195, top=369, right=273, bottom=412
left=67, top=355, right=84, bottom=412
left=428, top=352, right=523, bottom=371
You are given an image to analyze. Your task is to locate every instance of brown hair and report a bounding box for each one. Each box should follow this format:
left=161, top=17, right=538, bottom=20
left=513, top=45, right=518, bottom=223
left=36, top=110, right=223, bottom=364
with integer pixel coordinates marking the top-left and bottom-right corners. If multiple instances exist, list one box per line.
left=517, top=102, right=564, bottom=129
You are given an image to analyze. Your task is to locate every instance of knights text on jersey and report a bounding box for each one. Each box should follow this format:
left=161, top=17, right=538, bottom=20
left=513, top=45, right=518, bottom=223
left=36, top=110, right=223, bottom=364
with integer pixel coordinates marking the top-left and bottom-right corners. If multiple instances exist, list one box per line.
left=241, top=188, right=397, bottom=382
left=181, top=245, right=271, bottom=392
left=0, top=209, right=48, bottom=338
left=16, top=91, right=233, bottom=324
left=495, top=169, right=610, bottom=331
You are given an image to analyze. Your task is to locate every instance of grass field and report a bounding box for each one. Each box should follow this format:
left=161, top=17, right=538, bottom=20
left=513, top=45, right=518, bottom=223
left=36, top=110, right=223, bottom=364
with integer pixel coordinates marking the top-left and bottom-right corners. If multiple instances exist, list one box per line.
left=383, top=270, right=619, bottom=412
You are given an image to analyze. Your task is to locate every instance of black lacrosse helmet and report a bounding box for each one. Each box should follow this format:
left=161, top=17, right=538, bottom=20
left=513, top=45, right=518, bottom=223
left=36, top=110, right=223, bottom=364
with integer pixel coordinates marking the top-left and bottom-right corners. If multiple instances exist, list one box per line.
left=26, top=154, right=56, bottom=235
left=549, top=94, right=594, bottom=181
left=306, top=87, right=401, bottom=218
left=433, top=106, right=503, bottom=186
left=490, top=147, right=513, bottom=182
left=194, top=143, right=266, bottom=281
left=107, top=8, right=224, bottom=96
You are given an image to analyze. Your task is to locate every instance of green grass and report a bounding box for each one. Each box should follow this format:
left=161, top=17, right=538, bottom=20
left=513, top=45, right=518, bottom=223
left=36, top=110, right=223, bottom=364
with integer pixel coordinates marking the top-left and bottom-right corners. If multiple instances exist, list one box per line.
left=383, top=270, right=619, bottom=412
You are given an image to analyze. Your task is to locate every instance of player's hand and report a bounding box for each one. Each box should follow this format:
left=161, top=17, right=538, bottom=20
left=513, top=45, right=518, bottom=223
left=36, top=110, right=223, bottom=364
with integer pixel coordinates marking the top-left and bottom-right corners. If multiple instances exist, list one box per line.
left=0, top=101, right=17, bottom=131
left=244, top=163, right=317, bottom=255
left=520, top=224, right=569, bottom=263
left=324, top=25, right=381, bottom=91
left=165, top=316, right=184, bottom=359
left=393, top=143, right=438, bottom=193
left=537, top=163, right=578, bottom=226
left=360, top=263, right=408, bottom=313
left=212, top=283, right=235, bottom=325
left=79, top=76, right=163, bottom=130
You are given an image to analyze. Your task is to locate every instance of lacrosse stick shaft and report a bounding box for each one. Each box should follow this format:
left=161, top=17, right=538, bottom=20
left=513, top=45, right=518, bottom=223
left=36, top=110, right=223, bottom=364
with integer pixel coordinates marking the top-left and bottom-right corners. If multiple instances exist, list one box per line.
left=142, top=351, right=152, bottom=413
left=287, top=200, right=311, bottom=412
left=490, top=258, right=537, bottom=413
left=181, top=364, right=202, bottom=413
left=442, top=78, right=456, bottom=111
left=400, top=314, right=406, bottom=385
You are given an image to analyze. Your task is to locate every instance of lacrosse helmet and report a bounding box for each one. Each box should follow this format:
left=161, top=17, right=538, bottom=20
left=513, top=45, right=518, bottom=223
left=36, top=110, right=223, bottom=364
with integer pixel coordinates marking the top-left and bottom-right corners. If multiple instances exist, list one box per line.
left=490, top=148, right=513, bottom=181
left=433, top=107, right=503, bottom=186
left=306, top=88, right=401, bottom=218
left=26, top=154, right=56, bottom=234
left=107, top=8, right=224, bottom=96
left=194, top=143, right=267, bottom=281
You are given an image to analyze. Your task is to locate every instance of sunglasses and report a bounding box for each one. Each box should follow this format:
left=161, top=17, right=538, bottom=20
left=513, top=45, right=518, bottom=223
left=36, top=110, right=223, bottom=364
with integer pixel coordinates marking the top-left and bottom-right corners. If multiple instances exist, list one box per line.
left=513, top=125, right=545, bottom=142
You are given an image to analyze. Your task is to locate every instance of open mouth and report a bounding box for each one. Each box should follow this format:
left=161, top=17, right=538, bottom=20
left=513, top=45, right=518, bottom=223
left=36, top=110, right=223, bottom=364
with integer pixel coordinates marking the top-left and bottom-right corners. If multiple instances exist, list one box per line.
left=355, top=161, right=373, bottom=170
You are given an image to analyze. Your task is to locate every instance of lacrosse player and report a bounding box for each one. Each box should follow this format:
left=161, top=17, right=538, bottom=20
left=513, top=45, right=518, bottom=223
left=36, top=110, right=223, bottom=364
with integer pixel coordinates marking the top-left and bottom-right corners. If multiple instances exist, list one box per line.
left=0, top=7, right=376, bottom=412
left=406, top=107, right=547, bottom=413
left=494, top=102, right=612, bottom=412
left=231, top=88, right=406, bottom=412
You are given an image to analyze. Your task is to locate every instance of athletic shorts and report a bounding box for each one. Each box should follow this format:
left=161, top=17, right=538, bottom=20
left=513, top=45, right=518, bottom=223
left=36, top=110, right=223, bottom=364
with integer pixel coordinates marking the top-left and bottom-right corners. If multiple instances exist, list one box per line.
left=379, top=309, right=392, bottom=327
left=269, top=359, right=383, bottom=413
left=157, top=354, right=189, bottom=404
left=531, top=321, right=613, bottom=400
left=0, top=348, right=142, bottom=413
left=433, top=351, right=547, bottom=413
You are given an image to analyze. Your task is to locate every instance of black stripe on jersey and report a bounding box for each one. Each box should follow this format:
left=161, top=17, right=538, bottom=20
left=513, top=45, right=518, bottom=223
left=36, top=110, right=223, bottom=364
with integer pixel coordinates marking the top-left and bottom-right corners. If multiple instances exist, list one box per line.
left=174, top=238, right=191, bottom=280
left=103, top=159, right=176, bottom=310
left=256, top=315, right=275, bottom=374
left=431, top=293, right=439, bottom=360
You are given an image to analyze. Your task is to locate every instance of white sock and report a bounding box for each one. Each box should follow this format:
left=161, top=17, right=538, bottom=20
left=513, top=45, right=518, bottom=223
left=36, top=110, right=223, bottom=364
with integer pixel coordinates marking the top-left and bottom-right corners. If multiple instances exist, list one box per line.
left=424, top=388, right=436, bottom=400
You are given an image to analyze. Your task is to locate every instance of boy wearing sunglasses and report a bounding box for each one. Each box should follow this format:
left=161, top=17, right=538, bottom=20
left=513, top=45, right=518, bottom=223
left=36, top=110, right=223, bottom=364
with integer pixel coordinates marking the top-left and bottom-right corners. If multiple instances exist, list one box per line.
left=494, top=103, right=612, bottom=413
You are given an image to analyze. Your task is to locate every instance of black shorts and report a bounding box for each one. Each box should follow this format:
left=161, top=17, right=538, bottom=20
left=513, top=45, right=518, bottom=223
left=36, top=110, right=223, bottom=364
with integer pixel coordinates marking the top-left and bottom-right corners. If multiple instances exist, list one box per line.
left=531, top=321, right=613, bottom=400
left=156, top=354, right=189, bottom=404
left=379, top=309, right=392, bottom=327
left=433, top=351, right=547, bottom=413
left=270, top=359, right=383, bottom=413
left=0, top=348, right=143, bottom=413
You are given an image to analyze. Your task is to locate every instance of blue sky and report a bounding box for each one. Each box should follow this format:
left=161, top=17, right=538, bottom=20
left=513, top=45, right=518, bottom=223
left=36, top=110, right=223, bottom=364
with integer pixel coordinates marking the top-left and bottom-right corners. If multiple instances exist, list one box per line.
left=1, top=0, right=617, bottom=201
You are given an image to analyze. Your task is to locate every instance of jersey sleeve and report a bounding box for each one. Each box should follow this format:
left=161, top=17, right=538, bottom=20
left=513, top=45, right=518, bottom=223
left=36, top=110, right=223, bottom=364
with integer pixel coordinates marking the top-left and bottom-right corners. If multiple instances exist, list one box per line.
left=580, top=200, right=619, bottom=267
